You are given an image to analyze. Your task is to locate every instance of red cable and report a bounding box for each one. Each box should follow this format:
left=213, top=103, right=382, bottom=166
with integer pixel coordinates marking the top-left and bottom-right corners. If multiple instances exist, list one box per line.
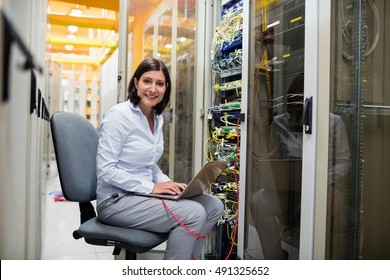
left=225, top=117, right=240, bottom=260
left=162, top=117, right=240, bottom=259
left=161, top=199, right=206, bottom=240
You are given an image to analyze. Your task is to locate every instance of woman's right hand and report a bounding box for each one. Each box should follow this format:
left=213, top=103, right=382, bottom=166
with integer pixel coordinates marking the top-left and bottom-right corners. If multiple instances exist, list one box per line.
left=152, top=181, right=187, bottom=195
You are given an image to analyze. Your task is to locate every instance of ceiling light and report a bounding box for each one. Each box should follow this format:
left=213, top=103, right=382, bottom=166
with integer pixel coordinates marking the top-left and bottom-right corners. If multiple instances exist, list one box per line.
left=70, top=8, right=82, bottom=17
left=68, top=25, right=78, bottom=33
left=65, top=45, right=74, bottom=51
left=70, top=5, right=82, bottom=17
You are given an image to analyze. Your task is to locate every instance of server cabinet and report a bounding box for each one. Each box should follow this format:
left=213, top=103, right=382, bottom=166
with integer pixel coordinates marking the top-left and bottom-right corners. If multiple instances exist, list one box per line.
left=242, top=0, right=306, bottom=260
left=329, top=0, right=390, bottom=259
left=240, top=0, right=390, bottom=260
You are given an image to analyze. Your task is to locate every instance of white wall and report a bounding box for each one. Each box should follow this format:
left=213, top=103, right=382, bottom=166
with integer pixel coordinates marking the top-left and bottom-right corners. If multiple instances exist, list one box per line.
left=100, top=48, right=119, bottom=121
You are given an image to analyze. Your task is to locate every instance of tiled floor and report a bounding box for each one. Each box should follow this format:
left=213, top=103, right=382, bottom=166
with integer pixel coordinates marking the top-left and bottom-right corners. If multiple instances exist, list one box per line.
left=40, top=175, right=115, bottom=260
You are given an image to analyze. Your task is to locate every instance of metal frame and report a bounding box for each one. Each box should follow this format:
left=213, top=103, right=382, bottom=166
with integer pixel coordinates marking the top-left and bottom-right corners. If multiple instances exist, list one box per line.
left=117, top=0, right=129, bottom=103
left=193, top=0, right=209, bottom=173
left=300, top=0, right=332, bottom=259
left=300, top=0, right=320, bottom=259
left=236, top=0, right=250, bottom=260
left=169, top=0, right=178, bottom=178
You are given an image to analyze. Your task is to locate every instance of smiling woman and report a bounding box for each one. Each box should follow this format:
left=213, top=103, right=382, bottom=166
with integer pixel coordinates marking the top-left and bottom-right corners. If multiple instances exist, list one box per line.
left=34, top=0, right=201, bottom=261
left=95, top=57, right=224, bottom=260
left=134, top=71, right=168, bottom=124
left=129, top=58, right=171, bottom=116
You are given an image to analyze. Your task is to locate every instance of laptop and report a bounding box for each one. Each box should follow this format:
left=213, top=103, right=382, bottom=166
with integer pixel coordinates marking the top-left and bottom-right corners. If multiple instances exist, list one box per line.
left=256, top=159, right=302, bottom=192
left=136, top=161, right=228, bottom=200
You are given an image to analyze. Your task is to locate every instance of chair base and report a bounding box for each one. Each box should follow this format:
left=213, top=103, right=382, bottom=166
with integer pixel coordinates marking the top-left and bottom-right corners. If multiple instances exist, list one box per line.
left=113, top=247, right=136, bottom=260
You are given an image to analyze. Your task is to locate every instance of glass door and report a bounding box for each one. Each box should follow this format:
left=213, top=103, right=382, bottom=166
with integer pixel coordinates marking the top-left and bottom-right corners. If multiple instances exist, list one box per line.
left=174, top=0, right=197, bottom=182
left=143, top=24, right=155, bottom=59
left=157, top=7, right=174, bottom=176
left=244, top=0, right=305, bottom=260
left=142, top=0, right=197, bottom=183
left=329, top=0, right=390, bottom=259
left=244, top=0, right=390, bottom=260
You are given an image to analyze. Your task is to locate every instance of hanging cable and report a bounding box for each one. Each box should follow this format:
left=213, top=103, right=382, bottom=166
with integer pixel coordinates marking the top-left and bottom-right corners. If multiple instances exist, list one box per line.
left=161, top=199, right=206, bottom=240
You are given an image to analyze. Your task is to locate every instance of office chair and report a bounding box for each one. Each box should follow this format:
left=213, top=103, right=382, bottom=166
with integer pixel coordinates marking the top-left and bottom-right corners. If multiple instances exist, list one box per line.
left=50, top=111, right=168, bottom=260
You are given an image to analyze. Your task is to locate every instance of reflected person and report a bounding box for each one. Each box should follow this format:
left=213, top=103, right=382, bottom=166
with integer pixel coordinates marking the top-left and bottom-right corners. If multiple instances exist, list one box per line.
left=250, top=73, right=351, bottom=259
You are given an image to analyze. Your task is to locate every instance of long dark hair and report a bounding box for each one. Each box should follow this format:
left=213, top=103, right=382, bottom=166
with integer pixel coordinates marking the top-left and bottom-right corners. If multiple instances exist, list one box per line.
left=127, top=58, right=171, bottom=115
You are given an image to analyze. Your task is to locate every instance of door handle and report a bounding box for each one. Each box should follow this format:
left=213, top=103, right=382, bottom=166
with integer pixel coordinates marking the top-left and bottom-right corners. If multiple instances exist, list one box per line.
left=303, top=96, right=312, bottom=134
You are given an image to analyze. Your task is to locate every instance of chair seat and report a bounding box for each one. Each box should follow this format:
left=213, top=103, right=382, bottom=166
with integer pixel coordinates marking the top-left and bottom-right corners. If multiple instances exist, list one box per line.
left=78, top=217, right=169, bottom=253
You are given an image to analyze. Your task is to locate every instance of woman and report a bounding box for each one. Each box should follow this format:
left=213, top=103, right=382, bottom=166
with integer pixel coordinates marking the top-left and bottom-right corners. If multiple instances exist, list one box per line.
left=96, top=58, right=223, bottom=260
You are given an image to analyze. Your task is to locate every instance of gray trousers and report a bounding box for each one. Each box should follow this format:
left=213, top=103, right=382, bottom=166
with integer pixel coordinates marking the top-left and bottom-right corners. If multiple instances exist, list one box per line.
left=97, top=193, right=224, bottom=260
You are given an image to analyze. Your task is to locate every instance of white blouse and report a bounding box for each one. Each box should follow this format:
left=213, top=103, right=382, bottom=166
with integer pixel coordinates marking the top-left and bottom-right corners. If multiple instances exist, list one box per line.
left=96, top=100, right=170, bottom=202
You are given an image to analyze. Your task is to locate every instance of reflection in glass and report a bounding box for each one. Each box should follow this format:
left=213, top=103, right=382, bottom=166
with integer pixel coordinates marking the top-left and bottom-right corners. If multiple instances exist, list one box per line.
left=141, top=1, right=196, bottom=183
left=246, top=0, right=305, bottom=260
left=174, top=0, right=196, bottom=183
left=143, top=25, right=154, bottom=59
left=157, top=8, right=173, bottom=175
left=330, top=0, right=390, bottom=259
left=158, top=9, right=173, bottom=65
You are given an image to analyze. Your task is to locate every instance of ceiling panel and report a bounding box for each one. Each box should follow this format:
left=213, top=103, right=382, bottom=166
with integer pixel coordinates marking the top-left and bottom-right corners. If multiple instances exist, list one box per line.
left=47, top=0, right=163, bottom=73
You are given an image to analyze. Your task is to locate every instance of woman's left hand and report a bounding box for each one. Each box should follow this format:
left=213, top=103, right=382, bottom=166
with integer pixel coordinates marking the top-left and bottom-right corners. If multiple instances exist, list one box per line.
left=152, top=181, right=187, bottom=195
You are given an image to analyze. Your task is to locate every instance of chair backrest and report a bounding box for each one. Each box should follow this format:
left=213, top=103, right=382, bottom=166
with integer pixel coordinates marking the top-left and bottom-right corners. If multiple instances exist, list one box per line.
left=50, top=111, right=99, bottom=203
